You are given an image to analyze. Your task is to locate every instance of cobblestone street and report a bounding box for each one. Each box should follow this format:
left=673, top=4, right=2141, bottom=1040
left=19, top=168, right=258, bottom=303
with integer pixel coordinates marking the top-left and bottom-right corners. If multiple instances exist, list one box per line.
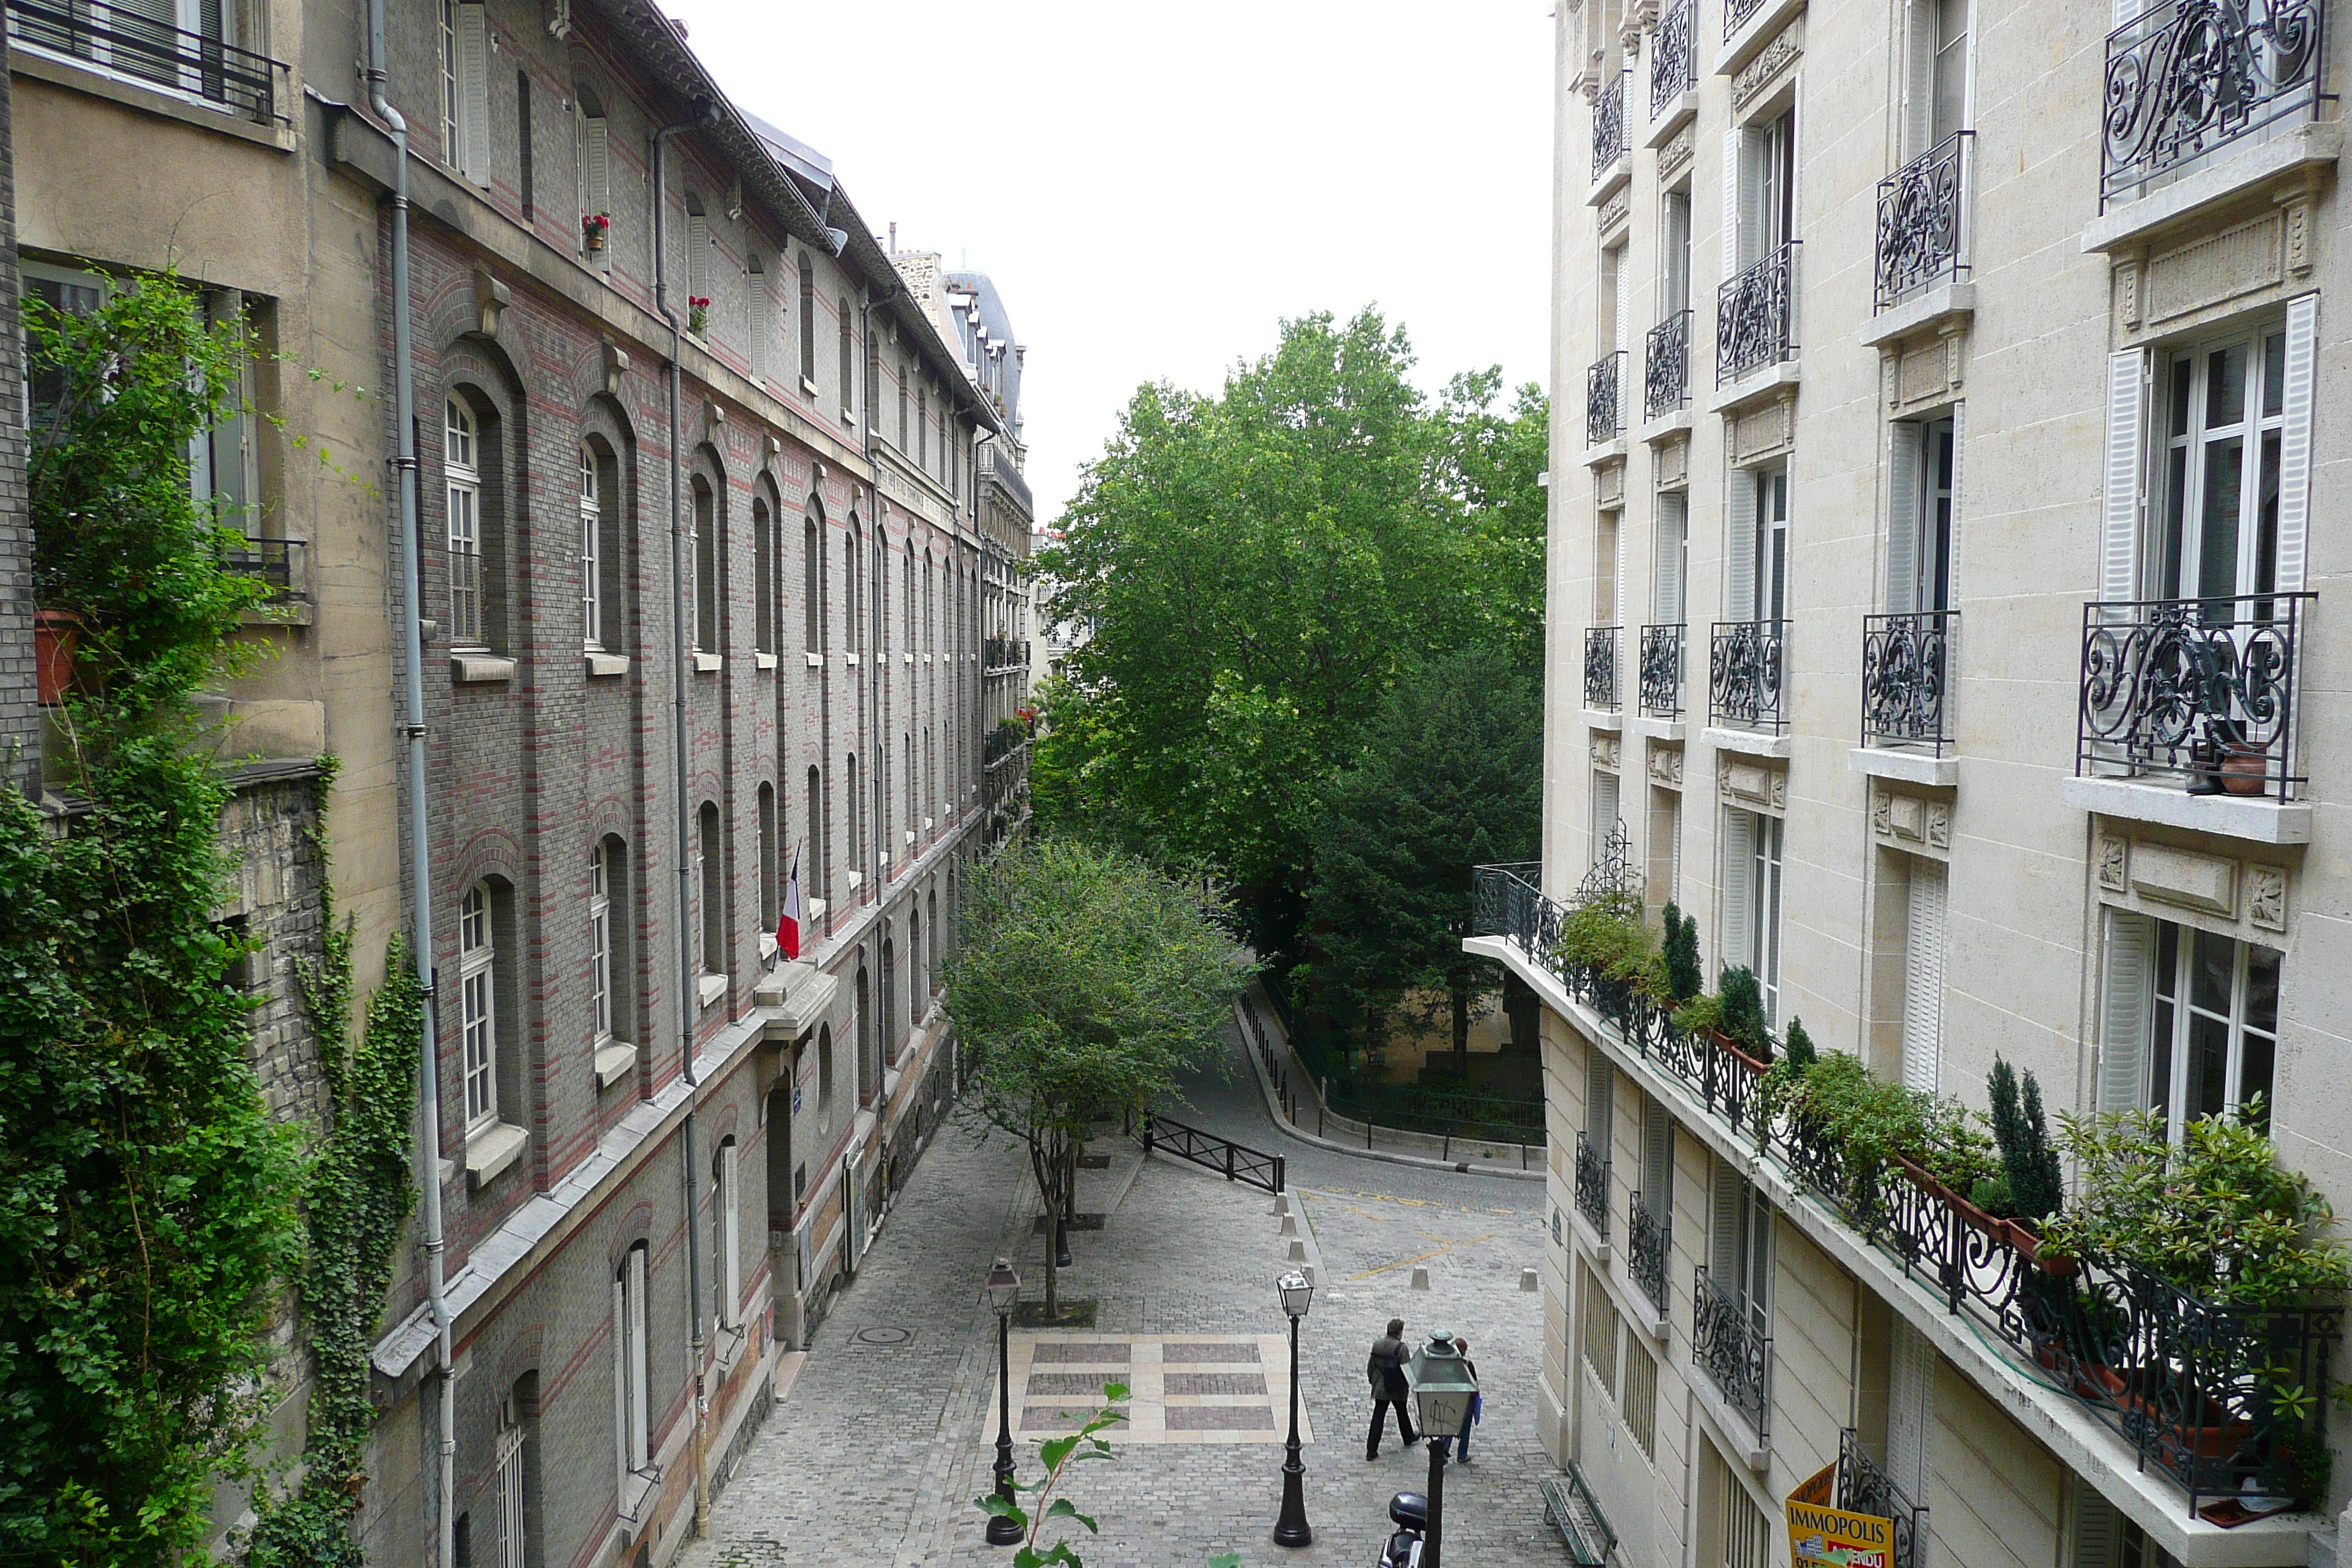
left=688, top=1022, right=1558, bottom=1568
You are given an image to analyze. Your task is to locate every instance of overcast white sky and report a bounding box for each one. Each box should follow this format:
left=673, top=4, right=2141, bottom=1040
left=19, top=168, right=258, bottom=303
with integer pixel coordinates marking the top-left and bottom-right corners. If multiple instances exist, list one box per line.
left=665, top=0, right=1558, bottom=527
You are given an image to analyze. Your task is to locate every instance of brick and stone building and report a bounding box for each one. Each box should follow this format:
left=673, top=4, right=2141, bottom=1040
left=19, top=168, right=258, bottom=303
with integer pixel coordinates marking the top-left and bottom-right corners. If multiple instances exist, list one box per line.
left=1477, top=1, right=2352, bottom=1567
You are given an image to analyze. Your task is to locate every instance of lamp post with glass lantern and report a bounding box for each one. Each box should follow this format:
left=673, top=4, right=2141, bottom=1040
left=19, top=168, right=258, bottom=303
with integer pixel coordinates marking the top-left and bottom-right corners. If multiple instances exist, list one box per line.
left=1406, top=1332, right=1478, bottom=1568
left=1272, top=1269, right=1315, bottom=1547
left=985, top=1258, right=1024, bottom=1547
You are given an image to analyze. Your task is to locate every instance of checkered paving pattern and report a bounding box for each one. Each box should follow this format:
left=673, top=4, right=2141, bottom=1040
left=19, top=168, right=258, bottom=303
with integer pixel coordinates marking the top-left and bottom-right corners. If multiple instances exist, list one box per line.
left=1004, top=1333, right=1309, bottom=1444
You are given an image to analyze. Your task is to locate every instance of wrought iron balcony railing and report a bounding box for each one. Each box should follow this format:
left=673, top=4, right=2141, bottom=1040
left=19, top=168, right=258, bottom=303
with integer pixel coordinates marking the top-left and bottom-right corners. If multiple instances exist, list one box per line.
left=1709, top=619, right=1786, bottom=732
left=1627, top=1191, right=1670, bottom=1316
left=1875, top=132, right=1970, bottom=309
left=1837, top=1431, right=1926, bottom=1568
left=1471, top=856, right=2346, bottom=1518
left=1640, top=623, right=1685, bottom=719
left=1652, top=0, right=1696, bottom=119
left=1695, top=1265, right=1771, bottom=1438
left=984, top=636, right=1031, bottom=674
left=1575, top=1131, right=1610, bottom=1243
left=1861, top=611, right=1954, bottom=753
left=2101, top=0, right=2323, bottom=208
left=1587, top=350, right=1626, bottom=445
left=1592, top=71, right=1629, bottom=183
left=1644, top=311, right=1690, bottom=421
left=225, top=536, right=309, bottom=605
left=1725, top=0, right=1769, bottom=37
left=2077, top=592, right=2313, bottom=800
left=1716, top=243, right=1798, bottom=387
left=7, top=0, right=281, bottom=121
left=1585, top=625, right=1621, bottom=711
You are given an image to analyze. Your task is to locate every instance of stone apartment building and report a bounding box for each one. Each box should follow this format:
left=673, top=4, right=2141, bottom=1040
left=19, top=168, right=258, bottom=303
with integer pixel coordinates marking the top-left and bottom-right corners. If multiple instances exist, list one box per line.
left=1472, top=1, right=2352, bottom=1568
left=5, top=0, right=1032, bottom=1561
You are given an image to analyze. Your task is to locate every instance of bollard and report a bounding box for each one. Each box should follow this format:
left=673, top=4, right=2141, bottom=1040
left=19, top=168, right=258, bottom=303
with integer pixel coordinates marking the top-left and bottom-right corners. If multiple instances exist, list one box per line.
left=1521, top=1267, right=1539, bottom=1292
left=1279, top=1214, right=1298, bottom=1236
left=1273, top=1193, right=1291, bottom=1216
left=1410, top=1265, right=1430, bottom=1290
left=1289, top=1238, right=1308, bottom=1262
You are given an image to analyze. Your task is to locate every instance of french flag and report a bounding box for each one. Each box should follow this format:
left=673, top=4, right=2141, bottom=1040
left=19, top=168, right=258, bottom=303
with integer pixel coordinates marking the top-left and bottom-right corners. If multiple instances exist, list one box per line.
left=777, top=848, right=803, bottom=962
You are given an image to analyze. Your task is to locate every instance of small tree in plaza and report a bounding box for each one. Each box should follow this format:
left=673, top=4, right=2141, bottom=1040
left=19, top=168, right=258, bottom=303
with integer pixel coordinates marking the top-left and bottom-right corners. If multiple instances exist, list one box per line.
left=947, top=839, right=1251, bottom=1317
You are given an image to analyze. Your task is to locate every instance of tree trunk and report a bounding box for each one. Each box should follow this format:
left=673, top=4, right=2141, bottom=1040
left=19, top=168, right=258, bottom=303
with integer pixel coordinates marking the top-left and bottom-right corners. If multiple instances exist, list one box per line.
left=1058, top=1142, right=1077, bottom=1269
left=1452, top=969, right=1471, bottom=1074
left=1032, top=1131, right=1061, bottom=1321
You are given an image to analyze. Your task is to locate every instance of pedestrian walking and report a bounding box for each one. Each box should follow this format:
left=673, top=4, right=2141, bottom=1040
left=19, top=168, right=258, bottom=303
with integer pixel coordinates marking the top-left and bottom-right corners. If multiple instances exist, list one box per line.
left=1438, top=1338, right=1481, bottom=1462
left=1365, top=1317, right=1417, bottom=1458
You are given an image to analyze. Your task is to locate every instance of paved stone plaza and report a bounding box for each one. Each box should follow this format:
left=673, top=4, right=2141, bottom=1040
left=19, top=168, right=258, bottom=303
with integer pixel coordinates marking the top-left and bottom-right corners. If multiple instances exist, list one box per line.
left=687, top=1023, right=1561, bottom=1568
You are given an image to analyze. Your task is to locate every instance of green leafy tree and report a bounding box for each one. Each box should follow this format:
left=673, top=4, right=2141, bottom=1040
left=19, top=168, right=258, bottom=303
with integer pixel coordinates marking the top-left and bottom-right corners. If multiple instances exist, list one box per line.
left=948, top=840, right=1251, bottom=1317
left=1305, top=649, right=1541, bottom=1060
left=0, top=271, right=303, bottom=1561
left=1983, top=1056, right=2062, bottom=1226
left=1662, top=902, right=1703, bottom=1004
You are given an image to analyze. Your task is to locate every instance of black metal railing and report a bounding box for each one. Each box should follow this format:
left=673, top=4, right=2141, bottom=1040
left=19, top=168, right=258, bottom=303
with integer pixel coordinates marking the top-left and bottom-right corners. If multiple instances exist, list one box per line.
left=1628, top=1192, right=1670, bottom=1316
left=1652, top=0, right=1696, bottom=118
left=7, top=0, right=279, bottom=121
left=1141, top=1114, right=1285, bottom=1194
left=984, top=636, right=1030, bottom=673
left=1640, top=623, right=1686, bottom=719
left=979, top=442, right=1034, bottom=517
left=1716, top=243, right=1798, bottom=387
left=1576, top=1131, right=1610, bottom=1243
left=1695, top=1266, right=1771, bottom=1438
left=1861, top=611, right=1954, bottom=753
left=2101, top=0, right=2324, bottom=207
left=1875, top=132, right=1970, bottom=308
left=1725, top=0, right=1768, bottom=37
left=1644, top=311, right=1691, bottom=421
left=1592, top=71, right=1628, bottom=182
left=2077, top=593, right=2312, bottom=800
left=1471, top=857, right=2345, bottom=1518
left=225, top=536, right=308, bottom=605
left=1709, top=619, right=1787, bottom=732
left=1585, top=626, right=1621, bottom=711
left=1586, top=351, right=1625, bottom=445
left=1837, top=1431, right=1926, bottom=1568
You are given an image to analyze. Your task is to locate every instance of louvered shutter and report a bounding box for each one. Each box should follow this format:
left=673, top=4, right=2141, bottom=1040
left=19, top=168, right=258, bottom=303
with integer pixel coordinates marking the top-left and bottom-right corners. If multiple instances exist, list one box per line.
left=1888, top=1318, right=1936, bottom=1500
left=687, top=213, right=709, bottom=310
left=721, top=1140, right=742, bottom=1323
left=625, top=1247, right=649, bottom=1470
left=747, top=265, right=767, bottom=380
left=1724, top=128, right=1747, bottom=273
left=2073, top=1487, right=2122, bottom=1568
left=1887, top=421, right=1923, bottom=614
left=1594, top=768, right=1621, bottom=859
left=1587, top=1036, right=1614, bottom=1145
left=1711, top=1156, right=1742, bottom=1283
left=1948, top=401, right=1966, bottom=612
left=2101, top=350, right=2147, bottom=600
left=1721, top=806, right=1756, bottom=973
left=456, top=3, right=489, bottom=186
left=1656, top=491, right=1686, bottom=624
left=2274, top=293, right=2317, bottom=591
left=2099, top=911, right=2156, bottom=1111
left=1727, top=467, right=1759, bottom=622
left=610, top=1275, right=628, bottom=1493
left=581, top=115, right=610, bottom=218
left=1901, top=857, right=1947, bottom=1095
left=1616, top=245, right=1631, bottom=358
left=1643, top=1097, right=1673, bottom=1218
left=1900, top=0, right=1936, bottom=159
left=1746, top=1186, right=1772, bottom=1312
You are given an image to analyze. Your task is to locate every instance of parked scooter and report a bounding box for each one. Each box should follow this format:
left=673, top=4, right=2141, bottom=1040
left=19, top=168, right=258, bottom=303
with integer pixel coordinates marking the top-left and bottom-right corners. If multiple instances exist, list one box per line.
left=1378, top=1492, right=1429, bottom=1568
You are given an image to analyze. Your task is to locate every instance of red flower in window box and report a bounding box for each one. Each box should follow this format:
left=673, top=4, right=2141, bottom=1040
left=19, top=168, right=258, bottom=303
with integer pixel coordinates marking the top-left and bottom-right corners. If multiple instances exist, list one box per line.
left=687, top=296, right=711, bottom=336
left=582, top=212, right=610, bottom=252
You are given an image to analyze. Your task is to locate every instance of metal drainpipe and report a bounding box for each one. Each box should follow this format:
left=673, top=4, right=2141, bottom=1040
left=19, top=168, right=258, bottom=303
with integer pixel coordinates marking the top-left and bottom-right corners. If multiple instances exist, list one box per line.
left=861, top=289, right=889, bottom=1112
left=359, top=5, right=451, bottom=1566
left=651, top=96, right=720, bottom=1539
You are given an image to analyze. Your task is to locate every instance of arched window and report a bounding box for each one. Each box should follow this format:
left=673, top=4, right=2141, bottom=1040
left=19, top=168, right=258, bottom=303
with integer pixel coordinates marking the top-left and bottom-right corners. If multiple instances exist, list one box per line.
left=807, top=764, right=826, bottom=913
left=753, top=496, right=774, bottom=655
left=494, top=1373, right=540, bottom=1568
left=846, top=521, right=862, bottom=650
left=845, top=754, right=862, bottom=891
left=856, top=964, right=875, bottom=1101
left=836, top=294, right=855, bottom=418
left=460, top=882, right=497, bottom=1130
left=692, top=478, right=717, bottom=656
left=817, top=1022, right=834, bottom=1123
left=698, top=802, right=724, bottom=981
left=713, top=1136, right=741, bottom=1329
left=757, top=783, right=778, bottom=937
left=613, top=1243, right=650, bottom=1482
left=746, top=254, right=767, bottom=381
left=580, top=445, right=603, bottom=649
left=917, top=384, right=928, bottom=470
left=803, top=510, right=821, bottom=651
left=447, top=399, right=484, bottom=647
left=796, top=250, right=816, bottom=384
left=589, top=837, right=633, bottom=1086
left=588, top=843, right=611, bottom=1044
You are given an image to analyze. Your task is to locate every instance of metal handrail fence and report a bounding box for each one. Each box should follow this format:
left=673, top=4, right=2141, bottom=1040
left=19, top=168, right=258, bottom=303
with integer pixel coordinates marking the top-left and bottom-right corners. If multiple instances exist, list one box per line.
left=1140, top=1113, right=1285, bottom=1194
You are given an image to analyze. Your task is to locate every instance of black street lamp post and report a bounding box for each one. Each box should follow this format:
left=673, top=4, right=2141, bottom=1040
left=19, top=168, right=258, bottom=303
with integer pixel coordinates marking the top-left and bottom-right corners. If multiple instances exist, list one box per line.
left=985, top=1258, right=1024, bottom=1547
left=1406, top=1332, right=1478, bottom=1568
left=1272, top=1269, right=1315, bottom=1548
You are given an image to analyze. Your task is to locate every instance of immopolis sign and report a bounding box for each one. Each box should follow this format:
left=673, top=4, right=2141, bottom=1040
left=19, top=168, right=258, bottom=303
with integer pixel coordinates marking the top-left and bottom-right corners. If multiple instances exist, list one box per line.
left=1785, top=1461, right=1894, bottom=1568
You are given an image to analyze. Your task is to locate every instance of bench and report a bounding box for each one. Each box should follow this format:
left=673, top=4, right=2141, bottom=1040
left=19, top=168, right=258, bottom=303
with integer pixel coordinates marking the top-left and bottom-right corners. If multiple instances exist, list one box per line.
left=1539, top=1465, right=1618, bottom=1567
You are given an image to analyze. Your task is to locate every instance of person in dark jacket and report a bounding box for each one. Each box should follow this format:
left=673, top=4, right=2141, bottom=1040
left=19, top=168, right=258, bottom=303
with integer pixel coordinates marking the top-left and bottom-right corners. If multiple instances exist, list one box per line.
left=1437, top=1338, right=1481, bottom=1462
left=1365, top=1318, right=1417, bottom=1458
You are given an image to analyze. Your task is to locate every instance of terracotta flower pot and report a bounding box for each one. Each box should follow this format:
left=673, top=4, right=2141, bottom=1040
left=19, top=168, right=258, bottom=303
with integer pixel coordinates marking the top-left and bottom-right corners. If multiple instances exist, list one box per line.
left=34, top=608, right=78, bottom=706
left=2220, top=742, right=2269, bottom=796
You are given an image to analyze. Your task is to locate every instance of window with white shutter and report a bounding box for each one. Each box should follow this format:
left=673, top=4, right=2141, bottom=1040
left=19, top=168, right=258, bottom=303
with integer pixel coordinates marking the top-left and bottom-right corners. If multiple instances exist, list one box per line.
left=685, top=210, right=710, bottom=334
left=2073, top=1485, right=2122, bottom=1568
left=1901, top=856, right=1947, bottom=1095
left=1594, top=767, right=1621, bottom=867
left=1886, top=1318, right=1935, bottom=1502
left=1720, top=806, right=1756, bottom=975
left=450, top=1, right=489, bottom=186
left=2098, top=909, right=2155, bottom=1112
left=1641, top=1096, right=1673, bottom=1220
left=1655, top=491, right=1687, bottom=626
left=614, top=1243, right=649, bottom=1482
left=1586, top=1039, right=1613, bottom=1147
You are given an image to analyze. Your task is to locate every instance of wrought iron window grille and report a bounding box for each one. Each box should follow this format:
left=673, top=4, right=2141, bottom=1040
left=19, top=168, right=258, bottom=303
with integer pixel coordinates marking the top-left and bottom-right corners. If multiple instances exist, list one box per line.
left=1695, top=1264, right=1771, bottom=1438
left=1709, top=619, right=1787, bottom=732
left=1652, top=0, right=1697, bottom=119
left=1874, top=132, right=1971, bottom=309
left=1645, top=312, right=1691, bottom=422
left=1593, top=70, right=1629, bottom=184
left=1861, top=611, right=1955, bottom=753
left=1576, top=1131, right=1611, bottom=1243
left=1725, top=0, right=1769, bottom=39
left=1716, top=243, right=1798, bottom=388
left=2077, top=592, right=2313, bottom=800
left=1640, top=623, right=1686, bottom=719
left=1588, top=350, right=1627, bottom=446
left=6, top=0, right=282, bottom=123
left=2100, top=0, right=2326, bottom=208
left=1628, top=1192, right=1670, bottom=1315
left=1586, top=625, right=1622, bottom=711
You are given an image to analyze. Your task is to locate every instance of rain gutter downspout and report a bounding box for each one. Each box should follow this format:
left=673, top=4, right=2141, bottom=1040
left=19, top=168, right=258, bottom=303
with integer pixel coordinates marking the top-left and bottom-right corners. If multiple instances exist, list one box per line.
left=652, top=93, right=721, bottom=1539
left=359, top=3, right=449, bottom=1565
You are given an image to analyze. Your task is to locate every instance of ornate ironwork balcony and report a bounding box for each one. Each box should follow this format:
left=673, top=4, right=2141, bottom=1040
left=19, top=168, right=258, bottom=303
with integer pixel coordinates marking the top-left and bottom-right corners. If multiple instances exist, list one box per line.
left=1585, top=625, right=1621, bottom=711
left=1575, top=1132, right=1610, bottom=1243
left=1644, top=311, right=1690, bottom=421
left=225, top=536, right=309, bottom=606
left=1838, top=1431, right=1926, bottom=1568
left=1592, top=71, right=1628, bottom=184
left=1716, top=243, right=1798, bottom=388
left=1861, top=611, right=1954, bottom=753
left=1627, top=1192, right=1670, bottom=1316
left=2077, top=593, right=2313, bottom=799
left=1875, top=132, right=1970, bottom=309
left=1695, top=1265, right=1771, bottom=1438
left=1586, top=351, right=1626, bottom=445
left=1471, top=858, right=2345, bottom=1516
left=1709, top=619, right=1787, bottom=732
left=1651, top=0, right=1695, bottom=119
left=1725, top=0, right=1769, bottom=37
left=6, top=0, right=282, bottom=121
left=2101, top=0, right=2323, bottom=207
left=1640, top=623, right=1685, bottom=718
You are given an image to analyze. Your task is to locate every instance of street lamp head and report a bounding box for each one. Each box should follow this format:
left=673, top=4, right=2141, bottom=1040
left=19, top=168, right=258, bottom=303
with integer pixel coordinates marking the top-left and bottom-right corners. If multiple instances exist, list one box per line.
left=1277, top=1268, right=1314, bottom=1319
left=985, top=1257, right=1021, bottom=1317
left=1406, top=1331, right=1479, bottom=1440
